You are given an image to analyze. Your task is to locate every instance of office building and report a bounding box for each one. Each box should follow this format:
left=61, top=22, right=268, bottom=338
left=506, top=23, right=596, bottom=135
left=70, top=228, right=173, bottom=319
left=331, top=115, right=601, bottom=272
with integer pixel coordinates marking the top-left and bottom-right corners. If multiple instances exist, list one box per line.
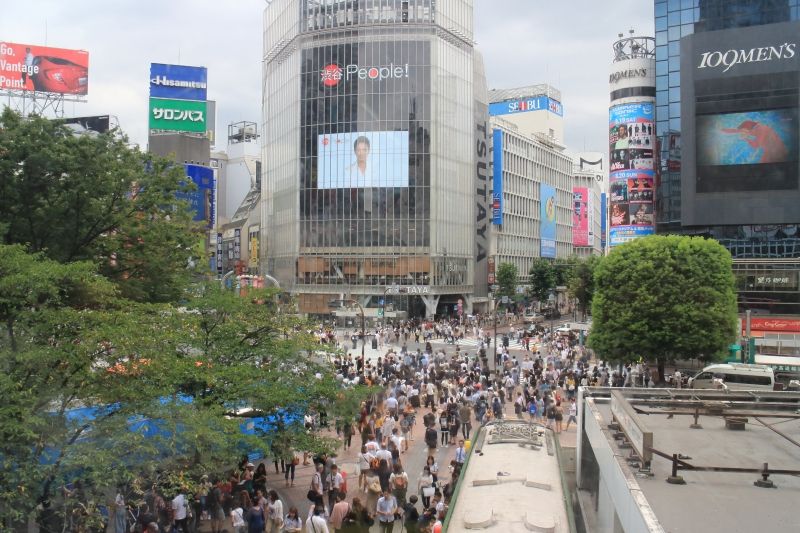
left=654, top=0, right=800, bottom=317
left=261, top=0, right=488, bottom=318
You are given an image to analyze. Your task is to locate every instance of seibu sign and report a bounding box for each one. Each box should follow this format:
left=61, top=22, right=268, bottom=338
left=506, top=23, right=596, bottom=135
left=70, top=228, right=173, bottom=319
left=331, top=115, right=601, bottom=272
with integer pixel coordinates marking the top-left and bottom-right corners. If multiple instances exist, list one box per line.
left=745, top=317, right=800, bottom=333
left=697, top=42, right=796, bottom=73
left=321, top=62, right=409, bottom=86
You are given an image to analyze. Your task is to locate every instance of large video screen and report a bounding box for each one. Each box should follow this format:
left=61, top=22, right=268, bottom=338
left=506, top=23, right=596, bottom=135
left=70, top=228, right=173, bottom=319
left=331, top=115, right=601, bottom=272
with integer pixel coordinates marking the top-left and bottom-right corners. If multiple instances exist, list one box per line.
left=317, top=131, right=409, bottom=189
left=696, top=108, right=798, bottom=192
left=697, top=109, right=798, bottom=166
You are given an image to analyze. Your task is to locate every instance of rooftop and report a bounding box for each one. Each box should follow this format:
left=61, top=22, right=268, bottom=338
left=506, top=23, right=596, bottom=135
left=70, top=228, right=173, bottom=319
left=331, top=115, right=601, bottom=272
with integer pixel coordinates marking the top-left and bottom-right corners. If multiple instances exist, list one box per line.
left=447, top=420, right=571, bottom=532
left=488, top=83, right=562, bottom=104
left=581, top=388, right=800, bottom=533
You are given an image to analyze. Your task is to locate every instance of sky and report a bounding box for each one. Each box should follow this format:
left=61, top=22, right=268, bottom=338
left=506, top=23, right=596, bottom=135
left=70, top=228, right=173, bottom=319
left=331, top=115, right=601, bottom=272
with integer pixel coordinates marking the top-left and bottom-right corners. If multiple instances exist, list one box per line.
left=1, top=0, right=653, bottom=154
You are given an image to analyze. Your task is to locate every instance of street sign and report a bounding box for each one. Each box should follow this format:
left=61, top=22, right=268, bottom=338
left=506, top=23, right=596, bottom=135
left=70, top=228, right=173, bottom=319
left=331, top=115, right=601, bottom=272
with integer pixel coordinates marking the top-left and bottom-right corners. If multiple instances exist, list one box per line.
left=501, top=296, right=510, bottom=304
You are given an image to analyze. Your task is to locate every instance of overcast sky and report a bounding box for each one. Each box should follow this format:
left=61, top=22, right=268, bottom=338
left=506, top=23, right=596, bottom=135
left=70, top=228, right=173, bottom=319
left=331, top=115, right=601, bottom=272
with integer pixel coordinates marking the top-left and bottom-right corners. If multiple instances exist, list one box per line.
left=1, top=0, right=653, bottom=153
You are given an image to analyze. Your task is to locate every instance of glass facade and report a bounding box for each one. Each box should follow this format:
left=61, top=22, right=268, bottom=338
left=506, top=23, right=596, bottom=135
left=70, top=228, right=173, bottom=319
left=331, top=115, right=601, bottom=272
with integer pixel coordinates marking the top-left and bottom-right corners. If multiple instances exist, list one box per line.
left=262, top=0, right=479, bottom=316
left=655, top=0, right=800, bottom=314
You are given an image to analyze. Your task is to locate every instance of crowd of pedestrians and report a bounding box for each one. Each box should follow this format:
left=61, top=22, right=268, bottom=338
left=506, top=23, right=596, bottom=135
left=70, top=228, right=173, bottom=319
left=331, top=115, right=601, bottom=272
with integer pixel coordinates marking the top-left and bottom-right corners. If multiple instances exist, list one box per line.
left=106, top=313, right=610, bottom=533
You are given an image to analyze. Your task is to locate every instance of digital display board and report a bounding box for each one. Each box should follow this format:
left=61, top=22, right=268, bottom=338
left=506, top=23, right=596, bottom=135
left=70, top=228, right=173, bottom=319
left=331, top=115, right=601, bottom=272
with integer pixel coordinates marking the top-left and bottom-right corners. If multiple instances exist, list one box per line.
left=540, top=183, right=556, bottom=258
left=680, top=21, right=800, bottom=226
left=299, top=40, right=431, bottom=248
left=316, top=131, right=409, bottom=189
left=697, top=109, right=798, bottom=166
left=0, top=41, right=88, bottom=95
left=609, top=102, right=655, bottom=246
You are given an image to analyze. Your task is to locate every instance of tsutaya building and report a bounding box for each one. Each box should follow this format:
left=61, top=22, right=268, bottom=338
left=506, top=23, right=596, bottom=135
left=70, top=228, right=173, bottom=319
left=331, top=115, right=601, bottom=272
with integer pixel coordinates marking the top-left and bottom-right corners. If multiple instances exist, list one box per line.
left=261, top=0, right=490, bottom=318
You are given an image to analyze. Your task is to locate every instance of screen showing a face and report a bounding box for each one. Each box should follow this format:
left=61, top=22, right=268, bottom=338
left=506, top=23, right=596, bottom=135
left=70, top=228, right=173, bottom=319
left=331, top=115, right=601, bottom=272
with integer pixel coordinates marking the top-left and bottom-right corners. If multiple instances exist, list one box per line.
left=697, top=109, right=798, bottom=166
left=317, top=131, right=409, bottom=189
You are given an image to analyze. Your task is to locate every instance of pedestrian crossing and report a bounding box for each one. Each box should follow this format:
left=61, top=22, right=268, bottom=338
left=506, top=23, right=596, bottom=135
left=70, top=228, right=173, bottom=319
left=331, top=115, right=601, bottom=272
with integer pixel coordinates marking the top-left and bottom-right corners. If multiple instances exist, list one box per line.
left=428, top=337, right=530, bottom=351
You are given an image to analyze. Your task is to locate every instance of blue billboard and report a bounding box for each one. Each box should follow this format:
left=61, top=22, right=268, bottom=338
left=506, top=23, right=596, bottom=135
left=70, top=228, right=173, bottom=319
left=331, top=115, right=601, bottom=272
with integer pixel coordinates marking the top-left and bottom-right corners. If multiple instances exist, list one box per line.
left=540, top=183, right=556, bottom=258
left=178, top=164, right=214, bottom=225
left=492, top=128, right=503, bottom=225
left=150, top=63, right=208, bottom=101
left=489, top=96, right=563, bottom=117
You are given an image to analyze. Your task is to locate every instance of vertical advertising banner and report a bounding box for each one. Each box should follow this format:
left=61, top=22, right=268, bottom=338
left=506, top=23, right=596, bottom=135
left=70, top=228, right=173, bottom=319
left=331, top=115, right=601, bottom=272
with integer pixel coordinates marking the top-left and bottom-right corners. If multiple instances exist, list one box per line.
left=179, top=164, right=214, bottom=225
left=572, top=187, right=589, bottom=246
left=491, top=128, right=504, bottom=225
left=609, top=102, right=655, bottom=246
left=601, top=192, right=607, bottom=250
left=540, top=183, right=557, bottom=258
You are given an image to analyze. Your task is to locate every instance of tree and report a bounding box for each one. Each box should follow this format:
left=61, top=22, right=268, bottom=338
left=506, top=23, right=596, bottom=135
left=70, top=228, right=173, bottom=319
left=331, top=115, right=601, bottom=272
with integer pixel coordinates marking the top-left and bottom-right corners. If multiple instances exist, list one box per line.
left=528, top=258, right=556, bottom=304
left=0, top=245, right=367, bottom=530
left=495, top=262, right=518, bottom=304
left=588, top=235, right=737, bottom=381
left=568, top=255, right=601, bottom=320
left=0, top=108, right=199, bottom=303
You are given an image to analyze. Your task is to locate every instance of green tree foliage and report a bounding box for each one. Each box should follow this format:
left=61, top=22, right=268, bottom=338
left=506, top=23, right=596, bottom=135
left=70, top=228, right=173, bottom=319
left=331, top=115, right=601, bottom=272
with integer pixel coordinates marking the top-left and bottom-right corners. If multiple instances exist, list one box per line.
left=588, top=235, right=737, bottom=378
left=528, top=258, right=556, bottom=303
left=0, top=108, right=199, bottom=303
left=568, top=255, right=601, bottom=320
left=552, top=257, right=577, bottom=287
left=0, top=245, right=366, bottom=530
left=495, top=262, right=518, bottom=302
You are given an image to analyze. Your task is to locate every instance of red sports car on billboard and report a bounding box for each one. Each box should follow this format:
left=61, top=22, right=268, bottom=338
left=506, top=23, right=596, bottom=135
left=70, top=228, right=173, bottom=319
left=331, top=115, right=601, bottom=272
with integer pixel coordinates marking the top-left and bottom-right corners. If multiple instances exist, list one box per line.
left=0, top=42, right=89, bottom=95
left=31, top=56, right=88, bottom=95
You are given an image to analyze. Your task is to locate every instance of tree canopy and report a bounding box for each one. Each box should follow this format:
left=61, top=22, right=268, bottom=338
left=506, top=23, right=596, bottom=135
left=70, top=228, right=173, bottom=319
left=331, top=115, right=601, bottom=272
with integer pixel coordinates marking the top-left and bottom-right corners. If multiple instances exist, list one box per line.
left=528, top=258, right=556, bottom=303
left=567, top=255, right=601, bottom=320
left=0, top=244, right=365, bottom=530
left=495, top=262, right=518, bottom=303
left=0, top=108, right=200, bottom=303
left=588, top=235, right=737, bottom=375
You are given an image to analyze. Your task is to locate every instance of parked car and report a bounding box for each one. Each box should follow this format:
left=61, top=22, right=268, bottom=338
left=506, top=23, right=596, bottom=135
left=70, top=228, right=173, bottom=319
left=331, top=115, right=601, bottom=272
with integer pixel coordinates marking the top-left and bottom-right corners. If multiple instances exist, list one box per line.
left=31, top=56, right=88, bottom=95
left=522, top=311, right=544, bottom=324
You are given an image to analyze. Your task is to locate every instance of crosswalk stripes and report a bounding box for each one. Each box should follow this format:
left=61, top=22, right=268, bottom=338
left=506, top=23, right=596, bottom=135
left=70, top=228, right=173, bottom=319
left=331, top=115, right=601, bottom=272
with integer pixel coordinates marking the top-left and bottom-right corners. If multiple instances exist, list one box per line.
left=428, top=337, right=528, bottom=350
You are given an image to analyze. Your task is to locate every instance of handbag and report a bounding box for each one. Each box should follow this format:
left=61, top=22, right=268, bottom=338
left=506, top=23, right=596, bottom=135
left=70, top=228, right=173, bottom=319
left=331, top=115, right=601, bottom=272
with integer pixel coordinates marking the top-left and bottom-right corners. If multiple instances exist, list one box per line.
left=422, top=486, right=435, bottom=497
left=306, top=489, right=318, bottom=502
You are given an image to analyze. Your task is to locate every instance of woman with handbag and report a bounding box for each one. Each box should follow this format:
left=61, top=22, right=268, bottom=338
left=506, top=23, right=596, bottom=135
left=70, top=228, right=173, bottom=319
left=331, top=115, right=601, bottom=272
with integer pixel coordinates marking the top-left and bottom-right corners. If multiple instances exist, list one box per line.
left=285, top=451, right=299, bottom=487
left=417, top=466, right=435, bottom=509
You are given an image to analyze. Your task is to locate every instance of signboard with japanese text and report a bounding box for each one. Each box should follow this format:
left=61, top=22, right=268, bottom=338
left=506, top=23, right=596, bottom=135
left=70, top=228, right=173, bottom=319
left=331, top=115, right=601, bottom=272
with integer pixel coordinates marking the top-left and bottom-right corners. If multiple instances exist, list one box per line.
left=0, top=41, right=89, bottom=95
left=149, top=63, right=207, bottom=101
left=149, top=97, right=206, bottom=133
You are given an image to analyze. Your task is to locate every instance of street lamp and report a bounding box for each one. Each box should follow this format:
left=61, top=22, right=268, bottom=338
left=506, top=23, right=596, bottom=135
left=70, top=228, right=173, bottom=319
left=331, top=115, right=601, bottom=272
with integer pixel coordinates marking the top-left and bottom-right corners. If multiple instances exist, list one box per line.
left=328, top=299, right=366, bottom=364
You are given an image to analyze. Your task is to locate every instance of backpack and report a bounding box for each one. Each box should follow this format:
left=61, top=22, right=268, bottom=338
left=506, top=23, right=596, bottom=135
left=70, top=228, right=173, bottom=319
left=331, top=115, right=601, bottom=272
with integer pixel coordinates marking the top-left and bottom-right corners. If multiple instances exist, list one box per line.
left=340, top=471, right=348, bottom=493
left=425, top=427, right=437, bottom=447
left=370, top=457, right=380, bottom=470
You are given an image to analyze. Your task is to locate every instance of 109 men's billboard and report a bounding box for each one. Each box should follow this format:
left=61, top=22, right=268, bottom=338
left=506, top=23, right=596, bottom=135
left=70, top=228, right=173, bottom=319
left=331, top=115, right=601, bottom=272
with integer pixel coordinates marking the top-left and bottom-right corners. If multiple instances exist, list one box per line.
left=0, top=41, right=89, bottom=95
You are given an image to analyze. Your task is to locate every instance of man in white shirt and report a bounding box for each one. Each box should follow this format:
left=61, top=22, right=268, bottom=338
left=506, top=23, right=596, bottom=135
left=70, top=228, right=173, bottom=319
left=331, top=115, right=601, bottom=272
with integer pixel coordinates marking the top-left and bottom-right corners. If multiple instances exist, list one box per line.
left=375, top=442, right=393, bottom=467
left=171, top=490, right=188, bottom=531
left=327, top=464, right=344, bottom=511
left=385, top=394, right=398, bottom=416
left=306, top=505, right=329, bottom=533
left=454, top=440, right=467, bottom=466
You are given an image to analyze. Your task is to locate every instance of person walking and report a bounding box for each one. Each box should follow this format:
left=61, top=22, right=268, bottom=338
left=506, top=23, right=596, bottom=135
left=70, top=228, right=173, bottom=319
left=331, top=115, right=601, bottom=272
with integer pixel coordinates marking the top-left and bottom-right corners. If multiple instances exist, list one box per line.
left=375, top=490, right=397, bottom=533
left=283, top=507, right=303, bottom=532
left=267, top=490, right=284, bottom=533
left=417, top=466, right=435, bottom=509
left=389, top=462, right=409, bottom=508
left=564, top=398, right=578, bottom=431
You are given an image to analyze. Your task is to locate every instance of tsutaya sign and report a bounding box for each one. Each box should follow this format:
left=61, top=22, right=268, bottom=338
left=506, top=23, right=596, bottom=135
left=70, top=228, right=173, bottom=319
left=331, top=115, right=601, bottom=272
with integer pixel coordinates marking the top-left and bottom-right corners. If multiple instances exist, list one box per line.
left=386, top=285, right=431, bottom=295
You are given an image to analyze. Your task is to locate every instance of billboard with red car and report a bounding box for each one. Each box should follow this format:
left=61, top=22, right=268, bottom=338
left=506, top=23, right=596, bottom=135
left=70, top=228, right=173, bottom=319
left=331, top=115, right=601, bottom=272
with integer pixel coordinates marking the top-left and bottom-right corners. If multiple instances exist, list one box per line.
left=0, top=42, right=89, bottom=95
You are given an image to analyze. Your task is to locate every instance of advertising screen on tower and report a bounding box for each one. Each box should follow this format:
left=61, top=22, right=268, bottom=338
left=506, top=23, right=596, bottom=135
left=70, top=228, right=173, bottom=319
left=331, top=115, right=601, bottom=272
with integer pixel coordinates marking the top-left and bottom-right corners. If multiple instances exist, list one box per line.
left=492, top=128, right=504, bottom=225
left=572, top=187, right=589, bottom=246
left=608, top=102, right=655, bottom=246
left=149, top=63, right=207, bottom=101
left=177, top=164, right=214, bottom=225
left=317, top=131, right=409, bottom=189
left=149, top=97, right=207, bottom=133
left=0, top=42, right=89, bottom=95
left=540, top=184, right=557, bottom=258
left=299, top=40, right=431, bottom=248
